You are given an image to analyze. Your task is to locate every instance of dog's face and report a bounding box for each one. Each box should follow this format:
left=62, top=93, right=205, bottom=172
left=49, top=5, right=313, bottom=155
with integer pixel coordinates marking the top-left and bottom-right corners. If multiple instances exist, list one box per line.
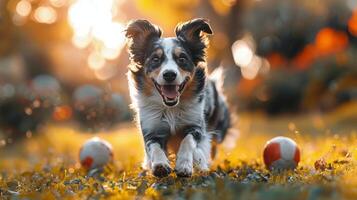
left=125, top=19, right=212, bottom=107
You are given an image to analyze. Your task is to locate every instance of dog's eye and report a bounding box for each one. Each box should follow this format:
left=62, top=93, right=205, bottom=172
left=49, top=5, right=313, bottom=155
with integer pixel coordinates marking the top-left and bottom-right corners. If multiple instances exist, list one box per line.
left=177, top=57, right=187, bottom=64
left=151, top=57, right=160, bottom=64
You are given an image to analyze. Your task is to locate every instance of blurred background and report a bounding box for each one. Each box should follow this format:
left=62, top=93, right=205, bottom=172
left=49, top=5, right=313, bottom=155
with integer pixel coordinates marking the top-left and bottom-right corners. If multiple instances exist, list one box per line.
left=0, top=0, right=356, bottom=144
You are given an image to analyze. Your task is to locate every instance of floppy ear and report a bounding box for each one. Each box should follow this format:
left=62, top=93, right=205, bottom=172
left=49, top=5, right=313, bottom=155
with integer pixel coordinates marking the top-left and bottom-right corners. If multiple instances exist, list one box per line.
left=175, top=18, right=213, bottom=64
left=125, top=20, right=162, bottom=65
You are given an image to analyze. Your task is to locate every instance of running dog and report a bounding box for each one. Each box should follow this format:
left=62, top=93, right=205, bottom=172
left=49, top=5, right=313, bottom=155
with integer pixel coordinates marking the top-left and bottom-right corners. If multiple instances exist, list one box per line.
left=125, top=18, right=230, bottom=177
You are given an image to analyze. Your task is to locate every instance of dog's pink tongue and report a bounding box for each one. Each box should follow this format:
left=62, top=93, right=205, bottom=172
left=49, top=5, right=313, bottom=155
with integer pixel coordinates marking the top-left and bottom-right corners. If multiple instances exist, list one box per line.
left=161, top=85, right=179, bottom=99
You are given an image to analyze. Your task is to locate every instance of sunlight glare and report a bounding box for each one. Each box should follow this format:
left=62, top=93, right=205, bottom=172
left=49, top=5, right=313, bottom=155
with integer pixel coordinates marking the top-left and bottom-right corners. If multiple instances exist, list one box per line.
left=68, top=0, right=126, bottom=70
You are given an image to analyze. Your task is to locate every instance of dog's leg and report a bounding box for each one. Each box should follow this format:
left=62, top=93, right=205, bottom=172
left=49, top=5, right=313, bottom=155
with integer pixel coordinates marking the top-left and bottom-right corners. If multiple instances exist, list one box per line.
left=175, top=126, right=211, bottom=176
left=175, top=134, right=195, bottom=177
left=193, top=134, right=211, bottom=172
left=142, top=123, right=171, bottom=178
left=146, top=142, right=171, bottom=177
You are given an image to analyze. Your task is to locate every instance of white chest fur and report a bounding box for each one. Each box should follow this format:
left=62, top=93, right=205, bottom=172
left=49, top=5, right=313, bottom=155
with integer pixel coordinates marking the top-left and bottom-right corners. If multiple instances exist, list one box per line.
left=135, top=93, right=204, bottom=134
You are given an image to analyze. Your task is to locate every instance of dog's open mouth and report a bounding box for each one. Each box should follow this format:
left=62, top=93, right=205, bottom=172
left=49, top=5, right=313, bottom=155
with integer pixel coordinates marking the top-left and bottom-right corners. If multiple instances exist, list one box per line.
left=153, top=78, right=189, bottom=107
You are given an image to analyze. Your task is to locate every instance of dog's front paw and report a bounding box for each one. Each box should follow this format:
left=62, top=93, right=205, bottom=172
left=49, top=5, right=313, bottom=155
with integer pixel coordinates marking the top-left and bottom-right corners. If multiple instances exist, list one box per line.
left=194, top=162, right=209, bottom=173
left=152, top=162, right=171, bottom=178
left=193, top=151, right=210, bottom=172
left=175, top=159, right=193, bottom=177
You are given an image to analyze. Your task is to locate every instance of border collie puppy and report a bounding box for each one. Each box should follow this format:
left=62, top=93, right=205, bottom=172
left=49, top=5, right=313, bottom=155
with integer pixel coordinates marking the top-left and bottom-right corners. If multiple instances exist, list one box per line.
left=125, top=18, right=230, bottom=177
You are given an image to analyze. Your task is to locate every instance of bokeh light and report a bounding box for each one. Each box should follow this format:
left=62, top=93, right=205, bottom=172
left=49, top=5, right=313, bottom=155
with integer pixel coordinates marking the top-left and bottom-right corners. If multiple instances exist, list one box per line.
left=87, top=52, right=106, bottom=70
left=232, top=40, right=254, bottom=67
left=71, top=34, right=92, bottom=49
left=232, top=35, right=269, bottom=80
left=53, top=105, right=73, bottom=121
left=315, top=28, right=348, bottom=55
left=240, top=56, right=261, bottom=80
left=31, top=75, right=61, bottom=103
left=94, top=65, right=118, bottom=80
left=348, top=9, right=357, bottom=36
left=16, top=0, right=32, bottom=17
left=34, top=6, right=57, bottom=24
left=50, top=0, right=67, bottom=7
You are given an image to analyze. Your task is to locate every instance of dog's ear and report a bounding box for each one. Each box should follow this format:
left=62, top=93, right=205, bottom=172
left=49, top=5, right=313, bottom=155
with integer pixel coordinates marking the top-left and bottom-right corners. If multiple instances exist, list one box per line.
left=175, top=18, right=213, bottom=64
left=175, top=18, right=212, bottom=41
left=125, top=20, right=162, bottom=65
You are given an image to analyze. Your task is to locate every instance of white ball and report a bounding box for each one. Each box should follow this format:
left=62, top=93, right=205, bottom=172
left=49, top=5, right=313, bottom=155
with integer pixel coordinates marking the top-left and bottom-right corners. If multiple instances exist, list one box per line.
left=79, top=137, right=113, bottom=169
left=263, top=136, right=300, bottom=171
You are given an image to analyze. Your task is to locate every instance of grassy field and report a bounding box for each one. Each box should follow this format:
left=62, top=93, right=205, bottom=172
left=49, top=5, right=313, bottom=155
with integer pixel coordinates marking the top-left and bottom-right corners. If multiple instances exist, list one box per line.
left=0, top=103, right=356, bottom=200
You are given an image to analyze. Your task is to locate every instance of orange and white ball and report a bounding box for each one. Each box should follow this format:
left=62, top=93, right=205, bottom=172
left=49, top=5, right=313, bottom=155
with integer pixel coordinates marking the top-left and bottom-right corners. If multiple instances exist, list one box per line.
left=263, top=136, right=300, bottom=171
left=79, top=137, right=113, bottom=169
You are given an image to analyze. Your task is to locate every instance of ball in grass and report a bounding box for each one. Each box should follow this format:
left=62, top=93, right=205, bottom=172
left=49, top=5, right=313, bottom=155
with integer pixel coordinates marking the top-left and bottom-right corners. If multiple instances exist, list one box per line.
left=263, top=136, right=300, bottom=171
left=79, top=137, right=113, bottom=169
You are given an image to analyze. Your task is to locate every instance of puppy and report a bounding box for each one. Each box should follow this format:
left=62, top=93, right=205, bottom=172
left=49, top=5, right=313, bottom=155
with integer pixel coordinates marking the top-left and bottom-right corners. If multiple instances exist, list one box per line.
left=125, top=18, right=230, bottom=177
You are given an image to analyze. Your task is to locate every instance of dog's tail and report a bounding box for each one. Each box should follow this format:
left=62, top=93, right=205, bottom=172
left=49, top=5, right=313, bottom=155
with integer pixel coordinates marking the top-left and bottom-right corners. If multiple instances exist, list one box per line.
left=207, top=66, right=230, bottom=142
left=208, top=66, right=240, bottom=152
left=208, top=66, right=225, bottom=95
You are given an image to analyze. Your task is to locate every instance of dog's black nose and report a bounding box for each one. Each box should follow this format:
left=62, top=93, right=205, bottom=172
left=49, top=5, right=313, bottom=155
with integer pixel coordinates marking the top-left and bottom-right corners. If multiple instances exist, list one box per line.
left=163, top=70, right=177, bottom=82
